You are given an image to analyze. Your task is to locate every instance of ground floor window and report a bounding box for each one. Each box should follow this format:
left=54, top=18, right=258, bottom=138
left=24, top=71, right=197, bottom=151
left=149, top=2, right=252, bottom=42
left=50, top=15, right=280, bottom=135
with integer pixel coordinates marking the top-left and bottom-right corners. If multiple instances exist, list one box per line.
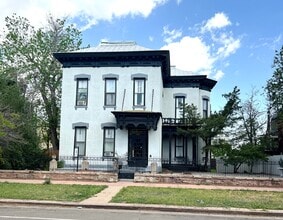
left=74, top=127, right=86, bottom=156
left=175, top=136, right=184, bottom=158
left=103, top=127, right=115, bottom=157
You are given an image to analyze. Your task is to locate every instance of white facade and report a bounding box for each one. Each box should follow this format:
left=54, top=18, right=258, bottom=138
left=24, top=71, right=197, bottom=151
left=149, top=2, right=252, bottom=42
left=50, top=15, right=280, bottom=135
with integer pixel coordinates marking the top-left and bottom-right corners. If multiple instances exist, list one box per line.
left=55, top=42, right=217, bottom=172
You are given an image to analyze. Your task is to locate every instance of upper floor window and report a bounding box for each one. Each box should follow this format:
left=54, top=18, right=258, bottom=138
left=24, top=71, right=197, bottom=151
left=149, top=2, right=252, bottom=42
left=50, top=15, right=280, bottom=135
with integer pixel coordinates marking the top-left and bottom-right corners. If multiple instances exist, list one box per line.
left=104, top=78, right=116, bottom=106
left=74, top=127, right=87, bottom=156
left=203, top=98, right=209, bottom=118
left=133, top=78, right=145, bottom=106
left=103, top=127, right=115, bottom=157
left=175, top=96, right=185, bottom=119
left=76, top=79, right=88, bottom=106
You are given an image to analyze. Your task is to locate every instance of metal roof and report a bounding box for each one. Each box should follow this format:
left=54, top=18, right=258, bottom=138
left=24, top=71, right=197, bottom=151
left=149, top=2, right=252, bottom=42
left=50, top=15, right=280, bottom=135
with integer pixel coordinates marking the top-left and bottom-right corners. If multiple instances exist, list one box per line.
left=74, top=41, right=152, bottom=53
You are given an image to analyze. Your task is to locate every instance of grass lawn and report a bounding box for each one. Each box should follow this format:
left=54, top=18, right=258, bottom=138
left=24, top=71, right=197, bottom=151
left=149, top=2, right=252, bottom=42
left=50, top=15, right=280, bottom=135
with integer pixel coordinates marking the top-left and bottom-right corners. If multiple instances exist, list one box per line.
left=111, top=186, right=283, bottom=210
left=0, top=182, right=107, bottom=202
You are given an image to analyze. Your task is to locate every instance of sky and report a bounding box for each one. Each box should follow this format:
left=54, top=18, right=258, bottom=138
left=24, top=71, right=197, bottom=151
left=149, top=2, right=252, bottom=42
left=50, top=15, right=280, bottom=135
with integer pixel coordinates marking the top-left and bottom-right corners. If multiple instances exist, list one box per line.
left=0, top=0, right=282, bottom=111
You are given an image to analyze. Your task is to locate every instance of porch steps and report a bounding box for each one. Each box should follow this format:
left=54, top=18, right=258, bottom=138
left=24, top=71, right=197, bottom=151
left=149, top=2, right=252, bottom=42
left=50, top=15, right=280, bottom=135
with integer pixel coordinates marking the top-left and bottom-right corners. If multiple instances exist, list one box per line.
left=118, top=165, right=138, bottom=179
left=118, top=171, right=135, bottom=179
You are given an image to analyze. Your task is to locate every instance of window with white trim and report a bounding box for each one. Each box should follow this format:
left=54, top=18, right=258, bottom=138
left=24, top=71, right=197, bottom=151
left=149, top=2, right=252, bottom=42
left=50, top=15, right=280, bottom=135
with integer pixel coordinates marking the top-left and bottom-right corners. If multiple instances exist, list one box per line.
left=104, top=78, right=116, bottom=106
left=74, top=127, right=86, bottom=156
left=133, top=78, right=145, bottom=106
left=76, top=79, right=88, bottom=106
left=203, top=98, right=209, bottom=118
left=175, top=96, right=185, bottom=118
left=103, top=127, right=115, bottom=157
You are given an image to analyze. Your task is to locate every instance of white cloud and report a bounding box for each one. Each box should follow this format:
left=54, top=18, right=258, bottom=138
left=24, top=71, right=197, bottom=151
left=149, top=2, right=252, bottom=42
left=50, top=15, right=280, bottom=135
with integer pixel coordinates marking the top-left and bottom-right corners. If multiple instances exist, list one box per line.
left=176, top=0, right=182, bottom=5
left=161, top=12, right=240, bottom=81
left=202, top=12, right=231, bottom=33
left=162, top=26, right=182, bottom=44
left=0, top=0, right=167, bottom=30
left=216, top=34, right=241, bottom=58
left=161, top=36, right=214, bottom=74
left=213, top=70, right=225, bottom=80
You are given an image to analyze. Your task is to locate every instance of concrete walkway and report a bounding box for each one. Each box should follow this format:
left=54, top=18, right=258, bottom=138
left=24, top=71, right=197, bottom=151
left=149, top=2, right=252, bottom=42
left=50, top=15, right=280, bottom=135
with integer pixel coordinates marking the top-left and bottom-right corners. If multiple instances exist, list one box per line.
left=0, top=178, right=283, bottom=217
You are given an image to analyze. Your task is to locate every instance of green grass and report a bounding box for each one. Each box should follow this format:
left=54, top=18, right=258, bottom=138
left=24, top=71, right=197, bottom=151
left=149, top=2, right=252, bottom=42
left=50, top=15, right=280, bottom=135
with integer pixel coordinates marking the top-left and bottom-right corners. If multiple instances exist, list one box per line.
left=111, top=186, right=283, bottom=210
left=0, top=182, right=107, bottom=202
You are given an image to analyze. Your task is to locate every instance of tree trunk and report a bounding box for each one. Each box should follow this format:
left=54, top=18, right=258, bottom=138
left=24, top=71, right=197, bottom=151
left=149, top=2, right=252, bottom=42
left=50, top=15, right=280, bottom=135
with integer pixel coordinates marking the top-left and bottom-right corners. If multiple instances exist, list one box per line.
left=50, top=125, right=59, bottom=155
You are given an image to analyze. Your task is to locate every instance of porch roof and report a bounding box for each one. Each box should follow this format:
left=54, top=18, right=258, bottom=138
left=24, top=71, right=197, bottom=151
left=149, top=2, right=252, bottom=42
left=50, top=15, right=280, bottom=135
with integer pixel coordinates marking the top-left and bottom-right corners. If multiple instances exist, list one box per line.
left=111, top=111, right=162, bottom=131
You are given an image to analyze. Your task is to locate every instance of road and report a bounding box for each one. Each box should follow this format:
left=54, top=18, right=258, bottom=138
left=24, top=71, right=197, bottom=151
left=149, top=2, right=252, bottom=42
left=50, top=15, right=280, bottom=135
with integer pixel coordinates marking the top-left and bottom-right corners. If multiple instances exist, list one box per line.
left=0, top=206, right=280, bottom=220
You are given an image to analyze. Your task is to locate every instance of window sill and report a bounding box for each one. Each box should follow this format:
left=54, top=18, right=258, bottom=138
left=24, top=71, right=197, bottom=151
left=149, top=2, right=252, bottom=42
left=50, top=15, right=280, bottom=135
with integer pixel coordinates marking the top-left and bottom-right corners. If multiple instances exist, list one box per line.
left=132, top=105, right=146, bottom=110
left=102, top=156, right=115, bottom=160
left=75, top=106, right=88, bottom=110
left=103, top=105, right=116, bottom=110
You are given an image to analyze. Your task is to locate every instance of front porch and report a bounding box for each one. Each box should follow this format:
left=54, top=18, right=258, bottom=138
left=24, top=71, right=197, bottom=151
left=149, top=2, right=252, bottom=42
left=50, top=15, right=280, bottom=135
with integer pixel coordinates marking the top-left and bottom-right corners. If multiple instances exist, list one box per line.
left=162, top=118, right=204, bottom=172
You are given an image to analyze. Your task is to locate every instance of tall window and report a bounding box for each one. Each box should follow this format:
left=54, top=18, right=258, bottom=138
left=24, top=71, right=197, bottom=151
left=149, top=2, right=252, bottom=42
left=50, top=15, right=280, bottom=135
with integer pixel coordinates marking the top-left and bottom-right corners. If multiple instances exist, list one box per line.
left=103, top=128, right=115, bottom=157
left=175, top=136, right=184, bottom=158
left=76, top=79, right=88, bottom=106
left=104, top=79, right=116, bottom=106
left=74, top=127, right=86, bottom=156
left=203, top=98, right=209, bottom=118
left=175, top=96, right=185, bottom=119
left=133, top=78, right=145, bottom=106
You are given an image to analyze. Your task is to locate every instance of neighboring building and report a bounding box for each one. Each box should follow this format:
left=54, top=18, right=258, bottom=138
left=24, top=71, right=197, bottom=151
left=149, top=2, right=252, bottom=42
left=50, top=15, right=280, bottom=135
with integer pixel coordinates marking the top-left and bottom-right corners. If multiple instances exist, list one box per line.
left=54, top=41, right=217, bottom=174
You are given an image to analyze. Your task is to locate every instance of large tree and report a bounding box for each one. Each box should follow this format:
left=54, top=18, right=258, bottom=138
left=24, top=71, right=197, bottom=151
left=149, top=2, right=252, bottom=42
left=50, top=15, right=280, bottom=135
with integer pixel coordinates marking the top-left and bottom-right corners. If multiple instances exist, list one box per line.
left=212, top=89, right=267, bottom=173
left=0, top=71, right=49, bottom=170
left=0, top=14, right=82, bottom=154
left=178, top=87, right=241, bottom=169
left=265, top=45, right=283, bottom=153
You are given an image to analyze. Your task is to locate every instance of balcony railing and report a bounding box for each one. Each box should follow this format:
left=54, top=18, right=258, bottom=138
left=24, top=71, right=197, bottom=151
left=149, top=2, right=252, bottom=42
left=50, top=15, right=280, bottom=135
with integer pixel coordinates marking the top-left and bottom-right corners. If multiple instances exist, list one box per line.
left=163, top=118, right=196, bottom=126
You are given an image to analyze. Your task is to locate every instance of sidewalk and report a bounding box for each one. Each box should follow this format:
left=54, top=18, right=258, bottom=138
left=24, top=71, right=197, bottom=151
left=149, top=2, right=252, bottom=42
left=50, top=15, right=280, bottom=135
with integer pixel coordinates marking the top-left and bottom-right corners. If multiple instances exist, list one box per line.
left=0, top=178, right=283, bottom=217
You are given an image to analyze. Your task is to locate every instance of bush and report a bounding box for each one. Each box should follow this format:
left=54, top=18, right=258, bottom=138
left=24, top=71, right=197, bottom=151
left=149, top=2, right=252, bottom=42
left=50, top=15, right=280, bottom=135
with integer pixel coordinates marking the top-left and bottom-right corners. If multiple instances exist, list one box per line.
left=57, top=160, right=65, bottom=168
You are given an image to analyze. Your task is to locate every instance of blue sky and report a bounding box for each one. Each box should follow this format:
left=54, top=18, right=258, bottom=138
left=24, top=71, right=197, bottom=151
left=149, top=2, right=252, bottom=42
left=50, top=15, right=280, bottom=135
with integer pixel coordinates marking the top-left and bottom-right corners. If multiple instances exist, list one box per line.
left=0, top=0, right=282, bottom=111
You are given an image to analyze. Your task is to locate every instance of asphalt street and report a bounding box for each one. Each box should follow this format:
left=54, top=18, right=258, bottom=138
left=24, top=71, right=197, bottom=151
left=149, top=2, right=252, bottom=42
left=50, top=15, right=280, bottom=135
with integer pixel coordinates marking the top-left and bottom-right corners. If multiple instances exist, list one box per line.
left=0, top=206, right=281, bottom=220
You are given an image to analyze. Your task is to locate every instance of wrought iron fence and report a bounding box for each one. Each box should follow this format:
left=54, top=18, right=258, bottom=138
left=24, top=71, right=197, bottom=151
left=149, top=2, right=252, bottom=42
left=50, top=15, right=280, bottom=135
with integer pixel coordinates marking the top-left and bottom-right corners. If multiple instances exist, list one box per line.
left=58, top=156, right=118, bottom=172
left=56, top=156, right=282, bottom=177
left=57, top=156, right=162, bottom=172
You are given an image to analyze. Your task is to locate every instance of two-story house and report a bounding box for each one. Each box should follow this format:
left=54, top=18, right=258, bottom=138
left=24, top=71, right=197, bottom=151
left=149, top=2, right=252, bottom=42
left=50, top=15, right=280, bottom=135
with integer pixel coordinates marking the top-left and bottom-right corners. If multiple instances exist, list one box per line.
left=54, top=41, right=216, bottom=175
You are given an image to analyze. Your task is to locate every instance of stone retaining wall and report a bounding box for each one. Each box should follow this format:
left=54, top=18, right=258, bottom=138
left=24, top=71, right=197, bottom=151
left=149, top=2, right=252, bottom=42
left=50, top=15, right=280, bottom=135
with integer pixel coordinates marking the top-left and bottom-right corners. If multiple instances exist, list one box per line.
left=134, top=173, right=283, bottom=187
left=0, top=170, right=118, bottom=182
left=1, top=170, right=283, bottom=187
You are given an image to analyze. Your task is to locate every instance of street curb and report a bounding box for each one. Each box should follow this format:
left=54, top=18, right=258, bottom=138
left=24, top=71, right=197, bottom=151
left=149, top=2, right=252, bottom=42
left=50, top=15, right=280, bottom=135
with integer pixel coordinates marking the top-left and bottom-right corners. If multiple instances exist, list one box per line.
left=0, top=199, right=283, bottom=217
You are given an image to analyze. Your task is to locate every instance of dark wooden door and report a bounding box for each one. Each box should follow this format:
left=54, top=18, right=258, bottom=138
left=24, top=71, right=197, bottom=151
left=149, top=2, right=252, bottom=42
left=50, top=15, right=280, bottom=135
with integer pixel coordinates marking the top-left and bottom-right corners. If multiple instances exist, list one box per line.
left=128, top=129, right=148, bottom=167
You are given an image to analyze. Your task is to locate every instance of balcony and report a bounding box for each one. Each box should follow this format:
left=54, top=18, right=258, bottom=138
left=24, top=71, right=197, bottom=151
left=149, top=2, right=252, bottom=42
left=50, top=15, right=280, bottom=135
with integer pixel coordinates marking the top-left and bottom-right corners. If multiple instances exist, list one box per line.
left=162, top=118, right=188, bottom=126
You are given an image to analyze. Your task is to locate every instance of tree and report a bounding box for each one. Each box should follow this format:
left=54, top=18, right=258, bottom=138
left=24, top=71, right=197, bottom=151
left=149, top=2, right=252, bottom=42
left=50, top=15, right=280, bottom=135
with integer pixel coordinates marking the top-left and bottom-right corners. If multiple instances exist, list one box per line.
left=178, top=87, right=241, bottom=169
left=265, top=45, right=283, bottom=153
left=179, top=87, right=268, bottom=172
left=0, top=14, right=82, bottom=154
left=212, top=89, right=268, bottom=173
left=0, top=73, right=50, bottom=170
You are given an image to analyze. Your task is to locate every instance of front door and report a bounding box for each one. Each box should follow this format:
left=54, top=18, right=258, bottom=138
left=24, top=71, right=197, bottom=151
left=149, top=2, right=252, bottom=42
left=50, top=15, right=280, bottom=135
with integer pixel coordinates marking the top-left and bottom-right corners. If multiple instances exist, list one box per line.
left=128, top=129, right=148, bottom=167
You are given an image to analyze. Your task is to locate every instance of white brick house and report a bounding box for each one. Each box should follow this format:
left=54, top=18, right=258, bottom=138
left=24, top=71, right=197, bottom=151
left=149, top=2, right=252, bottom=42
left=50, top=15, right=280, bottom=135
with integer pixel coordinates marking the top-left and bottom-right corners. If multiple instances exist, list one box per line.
left=54, top=41, right=216, bottom=174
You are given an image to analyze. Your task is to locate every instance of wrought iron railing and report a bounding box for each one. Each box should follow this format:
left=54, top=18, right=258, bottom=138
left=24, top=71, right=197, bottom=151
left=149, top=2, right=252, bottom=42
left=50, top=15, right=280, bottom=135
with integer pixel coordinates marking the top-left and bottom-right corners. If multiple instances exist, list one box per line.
left=55, top=156, right=281, bottom=177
